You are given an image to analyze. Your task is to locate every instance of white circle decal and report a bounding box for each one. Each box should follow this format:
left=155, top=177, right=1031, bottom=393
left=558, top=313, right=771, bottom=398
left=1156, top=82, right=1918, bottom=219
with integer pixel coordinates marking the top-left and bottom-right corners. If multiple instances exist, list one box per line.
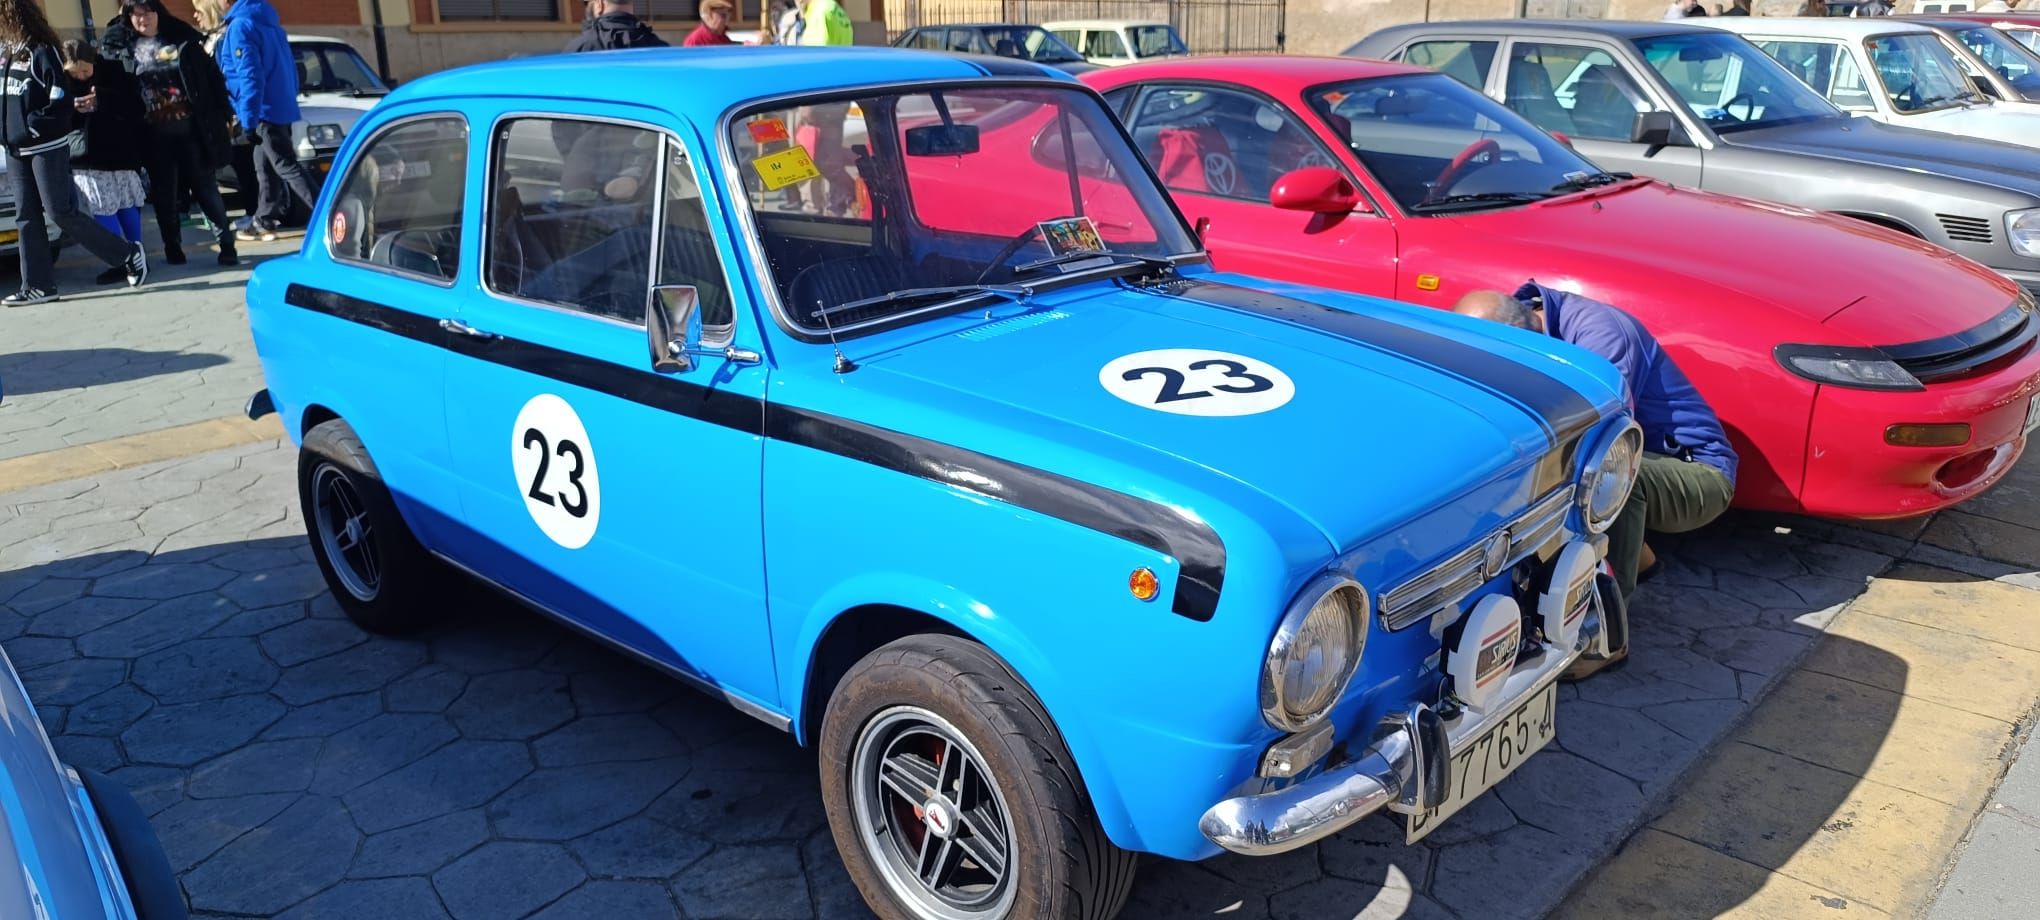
left=1099, top=349, right=1296, bottom=417
left=510, top=394, right=601, bottom=549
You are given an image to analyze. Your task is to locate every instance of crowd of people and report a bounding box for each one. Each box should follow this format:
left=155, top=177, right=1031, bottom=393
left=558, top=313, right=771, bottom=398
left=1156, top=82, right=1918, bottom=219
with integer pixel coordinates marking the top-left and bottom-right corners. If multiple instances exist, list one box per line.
left=0, top=0, right=324, bottom=306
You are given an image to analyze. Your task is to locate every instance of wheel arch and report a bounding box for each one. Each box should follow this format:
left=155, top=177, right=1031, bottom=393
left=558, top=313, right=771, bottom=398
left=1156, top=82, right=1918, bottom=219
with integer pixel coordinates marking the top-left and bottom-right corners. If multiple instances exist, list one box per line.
left=300, top=402, right=342, bottom=438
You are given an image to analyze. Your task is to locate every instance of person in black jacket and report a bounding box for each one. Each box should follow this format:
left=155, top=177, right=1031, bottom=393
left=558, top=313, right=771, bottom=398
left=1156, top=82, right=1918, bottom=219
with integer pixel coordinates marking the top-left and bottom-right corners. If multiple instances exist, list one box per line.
left=564, top=0, right=667, bottom=53
left=104, top=0, right=237, bottom=266
left=0, top=0, right=147, bottom=304
left=61, top=41, right=150, bottom=285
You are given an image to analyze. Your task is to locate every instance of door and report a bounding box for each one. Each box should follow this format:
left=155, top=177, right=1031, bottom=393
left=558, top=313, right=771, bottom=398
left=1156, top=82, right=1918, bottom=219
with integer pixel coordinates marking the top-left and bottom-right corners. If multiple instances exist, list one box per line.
left=1499, top=39, right=1706, bottom=187
left=442, top=110, right=779, bottom=708
left=1121, top=83, right=1400, bottom=295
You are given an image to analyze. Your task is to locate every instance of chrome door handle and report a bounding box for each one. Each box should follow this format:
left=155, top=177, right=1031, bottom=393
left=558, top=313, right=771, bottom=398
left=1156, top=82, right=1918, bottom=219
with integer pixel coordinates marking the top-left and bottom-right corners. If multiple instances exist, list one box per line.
left=438, top=318, right=495, bottom=340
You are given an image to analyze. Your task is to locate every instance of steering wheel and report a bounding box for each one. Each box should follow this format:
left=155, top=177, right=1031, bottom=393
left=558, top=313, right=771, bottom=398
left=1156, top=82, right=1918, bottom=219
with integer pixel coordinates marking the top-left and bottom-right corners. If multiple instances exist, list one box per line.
left=1428, top=139, right=1501, bottom=201
left=1893, top=82, right=1921, bottom=110
left=974, top=224, right=1045, bottom=283
left=1722, top=92, right=1759, bottom=123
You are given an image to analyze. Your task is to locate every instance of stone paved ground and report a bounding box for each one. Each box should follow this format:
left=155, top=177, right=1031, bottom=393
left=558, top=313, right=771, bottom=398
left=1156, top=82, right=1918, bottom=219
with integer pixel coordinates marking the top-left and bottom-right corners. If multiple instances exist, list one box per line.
left=0, top=437, right=2033, bottom=919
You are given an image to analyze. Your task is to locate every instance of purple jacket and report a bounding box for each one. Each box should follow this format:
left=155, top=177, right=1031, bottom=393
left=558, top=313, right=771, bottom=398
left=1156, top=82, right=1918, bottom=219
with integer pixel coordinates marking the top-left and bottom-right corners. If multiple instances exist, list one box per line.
left=1517, top=282, right=1738, bottom=485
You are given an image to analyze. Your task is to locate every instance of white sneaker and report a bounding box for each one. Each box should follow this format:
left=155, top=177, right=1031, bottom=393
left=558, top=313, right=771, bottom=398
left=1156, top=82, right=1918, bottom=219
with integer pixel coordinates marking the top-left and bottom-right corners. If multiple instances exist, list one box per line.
left=124, top=243, right=148, bottom=287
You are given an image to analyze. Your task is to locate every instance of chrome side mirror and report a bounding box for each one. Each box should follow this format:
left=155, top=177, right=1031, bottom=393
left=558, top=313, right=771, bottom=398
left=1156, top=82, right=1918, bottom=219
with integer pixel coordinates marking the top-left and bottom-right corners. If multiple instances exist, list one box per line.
left=648, top=284, right=702, bottom=374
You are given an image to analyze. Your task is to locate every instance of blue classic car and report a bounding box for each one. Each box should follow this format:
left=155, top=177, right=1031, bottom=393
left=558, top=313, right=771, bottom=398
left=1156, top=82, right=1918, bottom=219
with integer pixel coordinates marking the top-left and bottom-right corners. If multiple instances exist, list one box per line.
left=243, top=46, right=1639, bottom=919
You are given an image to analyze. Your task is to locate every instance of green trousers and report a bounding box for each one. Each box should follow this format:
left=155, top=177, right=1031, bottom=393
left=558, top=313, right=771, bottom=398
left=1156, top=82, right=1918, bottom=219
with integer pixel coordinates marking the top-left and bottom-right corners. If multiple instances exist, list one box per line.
left=1609, top=452, right=1735, bottom=606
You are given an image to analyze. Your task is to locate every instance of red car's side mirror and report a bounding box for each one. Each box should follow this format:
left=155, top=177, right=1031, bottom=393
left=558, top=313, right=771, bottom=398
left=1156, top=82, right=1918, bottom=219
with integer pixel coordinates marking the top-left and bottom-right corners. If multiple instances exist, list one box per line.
left=1269, top=166, right=1369, bottom=214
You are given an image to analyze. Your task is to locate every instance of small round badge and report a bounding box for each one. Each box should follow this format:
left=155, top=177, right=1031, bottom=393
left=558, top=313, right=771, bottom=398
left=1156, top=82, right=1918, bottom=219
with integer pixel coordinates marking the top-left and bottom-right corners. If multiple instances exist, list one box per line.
left=330, top=210, right=348, bottom=246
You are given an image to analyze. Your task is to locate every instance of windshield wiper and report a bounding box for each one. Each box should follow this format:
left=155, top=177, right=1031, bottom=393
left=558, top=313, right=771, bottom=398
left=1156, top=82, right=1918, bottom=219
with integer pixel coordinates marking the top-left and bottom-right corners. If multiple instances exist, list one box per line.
left=1011, top=250, right=1176, bottom=277
left=820, top=283, right=1026, bottom=318
left=1410, top=192, right=1550, bottom=214
left=1550, top=171, right=1632, bottom=192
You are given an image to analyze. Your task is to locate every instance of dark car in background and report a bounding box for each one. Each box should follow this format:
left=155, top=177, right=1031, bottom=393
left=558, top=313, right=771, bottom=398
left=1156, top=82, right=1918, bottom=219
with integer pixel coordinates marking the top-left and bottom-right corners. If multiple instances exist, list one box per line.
left=892, top=22, right=1099, bottom=73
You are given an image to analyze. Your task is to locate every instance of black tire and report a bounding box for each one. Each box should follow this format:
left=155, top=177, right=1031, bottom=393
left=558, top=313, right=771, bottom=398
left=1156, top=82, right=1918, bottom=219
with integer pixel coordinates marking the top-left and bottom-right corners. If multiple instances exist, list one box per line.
left=297, top=418, right=444, bottom=634
left=820, top=635, right=1137, bottom=920
left=76, top=769, right=187, bottom=920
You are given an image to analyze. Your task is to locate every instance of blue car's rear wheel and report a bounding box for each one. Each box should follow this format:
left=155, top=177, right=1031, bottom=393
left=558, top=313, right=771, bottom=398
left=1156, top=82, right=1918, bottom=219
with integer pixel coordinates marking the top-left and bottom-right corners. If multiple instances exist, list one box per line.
left=820, top=635, right=1137, bottom=920
left=298, top=419, right=445, bottom=634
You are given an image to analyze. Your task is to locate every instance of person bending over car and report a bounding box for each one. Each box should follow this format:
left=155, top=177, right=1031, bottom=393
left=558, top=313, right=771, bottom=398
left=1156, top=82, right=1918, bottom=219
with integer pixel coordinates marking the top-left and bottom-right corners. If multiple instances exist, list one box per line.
left=1456, top=284, right=1738, bottom=677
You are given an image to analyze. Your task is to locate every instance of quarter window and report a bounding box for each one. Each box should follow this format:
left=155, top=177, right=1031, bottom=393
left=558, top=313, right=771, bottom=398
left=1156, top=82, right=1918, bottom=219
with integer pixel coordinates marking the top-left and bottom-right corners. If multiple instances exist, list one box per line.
left=486, top=118, right=667, bottom=323
left=1404, top=40, right=1499, bottom=90
left=327, top=116, right=469, bottom=282
left=1130, top=86, right=1341, bottom=201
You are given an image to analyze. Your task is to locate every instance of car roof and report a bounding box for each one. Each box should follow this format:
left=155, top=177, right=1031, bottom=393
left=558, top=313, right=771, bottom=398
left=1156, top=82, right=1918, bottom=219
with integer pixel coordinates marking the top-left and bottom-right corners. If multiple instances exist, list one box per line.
left=388, top=46, right=1069, bottom=124
left=1915, top=11, right=2040, bottom=23
left=909, top=23, right=1050, bottom=30
left=1703, top=16, right=1948, bottom=39
left=1041, top=20, right=1171, bottom=29
left=1082, top=54, right=1425, bottom=94
left=1366, top=18, right=1714, bottom=41
left=288, top=34, right=349, bottom=44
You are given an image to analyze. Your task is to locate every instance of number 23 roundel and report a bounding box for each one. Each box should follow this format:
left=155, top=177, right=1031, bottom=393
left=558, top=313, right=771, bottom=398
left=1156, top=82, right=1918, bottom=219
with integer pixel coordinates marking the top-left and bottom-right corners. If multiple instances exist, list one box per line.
left=1098, top=349, right=1296, bottom=417
left=511, top=394, right=601, bottom=549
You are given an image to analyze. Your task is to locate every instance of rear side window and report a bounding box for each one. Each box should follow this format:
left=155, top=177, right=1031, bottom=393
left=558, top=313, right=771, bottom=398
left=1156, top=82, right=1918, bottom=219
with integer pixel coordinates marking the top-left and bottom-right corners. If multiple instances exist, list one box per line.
left=1403, top=40, right=1499, bottom=90
left=1085, top=30, right=1129, bottom=59
left=328, top=116, right=469, bottom=282
left=486, top=118, right=664, bottom=322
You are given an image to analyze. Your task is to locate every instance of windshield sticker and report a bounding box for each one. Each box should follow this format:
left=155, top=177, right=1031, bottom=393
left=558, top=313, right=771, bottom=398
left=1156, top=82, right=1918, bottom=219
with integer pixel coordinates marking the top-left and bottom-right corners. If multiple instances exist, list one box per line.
left=1039, top=216, right=1107, bottom=257
left=747, top=117, right=790, bottom=145
left=753, top=146, right=821, bottom=191
left=512, top=394, right=601, bottom=549
left=1099, top=349, right=1296, bottom=417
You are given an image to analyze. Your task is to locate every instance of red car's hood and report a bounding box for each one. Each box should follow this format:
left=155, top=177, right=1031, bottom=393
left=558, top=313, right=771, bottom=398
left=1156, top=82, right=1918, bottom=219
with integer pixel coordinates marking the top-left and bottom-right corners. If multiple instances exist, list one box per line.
left=1445, top=180, right=2021, bottom=346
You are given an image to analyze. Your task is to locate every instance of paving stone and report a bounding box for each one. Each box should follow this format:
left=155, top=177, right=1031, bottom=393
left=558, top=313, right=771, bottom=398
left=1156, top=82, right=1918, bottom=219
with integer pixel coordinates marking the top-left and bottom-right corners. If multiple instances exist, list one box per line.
left=206, top=602, right=309, bottom=638
left=52, top=734, right=123, bottom=771
left=122, top=694, right=287, bottom=766
left=108, top=764, right=186, bottom=816
left=671, top=844, right=813, bottom=920
left=189, top=739, right=324, bottom=798
left=1273, top=877, right=1444, bottom=920
left=312, top=712, right=460, bottom=796
left=276, top=877, right=452, bottom=920
left=261, top=618, right=369, bottom=667
left=1204, top=841, right=1324, bottom=891
left=1558, top=702, right=1702, bottom=791
left=1120, top=859, right=1266, bottom=920
left=26, top=595, right=150, bottom=638
left=5, top=577, right=89, bottom=614
left=432, top=841, right=586, bottom=920
left=800, top=829, right=876, bottom=920
left=489, top=757, right=688, bottom=840
left=14, top=520, right=146, bottom=565
left=530, top=880, right=677, bottom=920
left=429, top=616, right=560, bottom=674
left=57, top=683, right=154, bottom=737
left=568, top=665, right=684, bottom=716
left=344, top=740, right=533, bottom=834
left=185, top=795, right=360, bottom=916
left=77, top=593, right=240, bottom=658
left=534, top=713, right=689, bottom=767
left=569, top=815, right=712, bottom=879
left=446, top=669, right=574, bottom=740
left=1407, top=788, right=1518, bottom=847
left=351, top=810, right=491, bottom=879
left=1556, top=827, right=1893, bottom=920
left=91, top=563, right=236, bottom=600
left=1693, top=625, right=1816, bottom=677
left=154, top=792, right=299, bottom=873
left=218, top=563, right=329, bottom=608
left=210, top=544, right=309, bottom=574
left=1431, top=824, right=1594, bottom=920
left=273, top=640, right=430, bottom=706
left=1318, top=810, right=1436, bottom=890
left=1639, top=699, right=1748, bottom=745
left=20, top=657, right=128, bottom=705
left=648, top=767, right=827, bottom=845
left=651, top=695, right=769, bottom=753
left=1, top=635, right=78, bottom=670
left=132, top=637, right=278, bottom=703
left=386, top=666, right=467, bottom=713
left=1495, top=751, right=1643, bottom=843
left=262, top=691, right=383, bottom=741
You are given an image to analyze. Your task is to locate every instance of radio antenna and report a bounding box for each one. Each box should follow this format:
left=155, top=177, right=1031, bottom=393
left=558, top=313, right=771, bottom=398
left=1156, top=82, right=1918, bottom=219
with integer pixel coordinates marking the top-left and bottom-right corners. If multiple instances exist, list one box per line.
left=810, top=298, right=858, bottom=374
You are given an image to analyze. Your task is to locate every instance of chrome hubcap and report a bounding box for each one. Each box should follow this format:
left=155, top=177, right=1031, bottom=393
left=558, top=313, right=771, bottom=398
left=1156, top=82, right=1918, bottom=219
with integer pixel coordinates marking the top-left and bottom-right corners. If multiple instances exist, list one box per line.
left=311, top=464, right=380, bottom=602
left=851, top=707, right=1016, bottom=920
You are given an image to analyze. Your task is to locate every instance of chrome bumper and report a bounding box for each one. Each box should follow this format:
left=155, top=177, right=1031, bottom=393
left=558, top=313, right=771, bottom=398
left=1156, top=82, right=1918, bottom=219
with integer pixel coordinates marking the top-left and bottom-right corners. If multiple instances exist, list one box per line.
left=1198, top=604, right=1605, bottom=856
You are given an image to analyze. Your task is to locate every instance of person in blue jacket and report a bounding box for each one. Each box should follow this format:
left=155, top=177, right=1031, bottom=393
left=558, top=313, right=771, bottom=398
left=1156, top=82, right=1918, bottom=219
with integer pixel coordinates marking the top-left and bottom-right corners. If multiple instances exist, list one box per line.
left=214, top=0, right=316, bottom=242
left=1456, top=283, right=1739, bottom=676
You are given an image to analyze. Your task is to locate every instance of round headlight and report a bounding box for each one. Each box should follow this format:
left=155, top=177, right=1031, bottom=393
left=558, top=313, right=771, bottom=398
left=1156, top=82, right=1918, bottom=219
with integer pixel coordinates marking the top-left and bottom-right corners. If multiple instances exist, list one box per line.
left=1261, top=577, right=1368, bottom=731
left=1581, top=423, right=1644, bottom=534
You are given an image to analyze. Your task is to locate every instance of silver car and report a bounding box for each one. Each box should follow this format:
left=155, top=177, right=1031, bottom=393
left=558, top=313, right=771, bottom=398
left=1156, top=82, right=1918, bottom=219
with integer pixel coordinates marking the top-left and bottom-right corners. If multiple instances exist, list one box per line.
left=1351, top=20, right=2040, bottom=294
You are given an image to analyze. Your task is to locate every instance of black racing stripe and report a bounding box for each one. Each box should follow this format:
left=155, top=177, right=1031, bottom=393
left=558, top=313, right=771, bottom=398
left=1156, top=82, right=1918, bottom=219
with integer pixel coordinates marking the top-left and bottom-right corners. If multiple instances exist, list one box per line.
left=282, top=284, right=1226, bottom=621
left=766, top=406, right=1225, bottom=621
left=1170, top=280, right=1604, bottom=445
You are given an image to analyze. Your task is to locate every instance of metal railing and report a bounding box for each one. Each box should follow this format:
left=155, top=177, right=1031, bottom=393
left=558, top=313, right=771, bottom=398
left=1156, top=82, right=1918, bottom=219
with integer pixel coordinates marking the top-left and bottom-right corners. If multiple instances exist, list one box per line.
left=888, top=0, right=1287, bottom=54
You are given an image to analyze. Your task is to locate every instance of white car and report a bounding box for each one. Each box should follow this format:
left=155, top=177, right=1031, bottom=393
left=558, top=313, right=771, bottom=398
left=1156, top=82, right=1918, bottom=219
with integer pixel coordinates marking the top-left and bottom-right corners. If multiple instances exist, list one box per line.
left=1707, top=17, right=2040, bottom=147
left=208, top=33, right=386, bottom=220
left=1044, top=19, right=1189, bottom=66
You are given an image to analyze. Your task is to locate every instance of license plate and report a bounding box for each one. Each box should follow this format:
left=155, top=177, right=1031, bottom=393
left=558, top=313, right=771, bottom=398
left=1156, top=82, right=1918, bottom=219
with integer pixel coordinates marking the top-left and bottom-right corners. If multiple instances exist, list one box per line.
left=1407, top=681, right=1558, bottom=843
left=2026, top=396, right=2039, bottom=435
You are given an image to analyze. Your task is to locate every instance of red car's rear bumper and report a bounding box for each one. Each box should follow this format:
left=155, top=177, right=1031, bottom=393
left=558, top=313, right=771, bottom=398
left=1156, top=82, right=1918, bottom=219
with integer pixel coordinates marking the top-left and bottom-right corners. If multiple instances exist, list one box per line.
left=1794, top=343, right=2040, bottom=520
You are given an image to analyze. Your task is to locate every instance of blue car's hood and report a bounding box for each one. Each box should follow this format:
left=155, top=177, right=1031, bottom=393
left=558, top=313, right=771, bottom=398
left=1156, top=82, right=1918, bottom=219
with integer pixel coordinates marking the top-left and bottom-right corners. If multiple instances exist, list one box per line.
left=810, top=273, right=1623, bottom=554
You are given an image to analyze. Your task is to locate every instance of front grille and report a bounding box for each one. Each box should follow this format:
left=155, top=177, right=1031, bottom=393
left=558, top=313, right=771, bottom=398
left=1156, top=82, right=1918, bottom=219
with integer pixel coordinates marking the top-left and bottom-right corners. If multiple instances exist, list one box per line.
left=1938, top=214, right=1995, bottom=244
left=1379, top=486, right=1575, bottom=631
left=1886, top=300, right=2036, bottom=384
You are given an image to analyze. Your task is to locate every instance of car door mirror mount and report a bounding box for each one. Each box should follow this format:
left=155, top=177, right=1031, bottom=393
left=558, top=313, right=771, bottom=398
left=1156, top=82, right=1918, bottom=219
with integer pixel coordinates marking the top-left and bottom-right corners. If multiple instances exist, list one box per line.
left=648, top=284, right=757, bottom=374
left=1269, top=166, right=1371, bottom=214
left=1630, top=111, right=1683, bottom=148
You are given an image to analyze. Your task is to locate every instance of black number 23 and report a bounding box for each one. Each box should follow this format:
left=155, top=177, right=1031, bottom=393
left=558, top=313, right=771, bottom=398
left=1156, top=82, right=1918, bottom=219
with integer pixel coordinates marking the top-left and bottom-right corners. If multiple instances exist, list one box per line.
left=1122, top=358, right=1274, bottom=404
left=522, top=428, right=589, bottom=517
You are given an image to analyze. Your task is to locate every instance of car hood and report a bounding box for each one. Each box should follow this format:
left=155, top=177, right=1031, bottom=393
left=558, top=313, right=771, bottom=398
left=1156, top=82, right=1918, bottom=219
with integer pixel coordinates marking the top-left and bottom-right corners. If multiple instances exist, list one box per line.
left=818, top=272, right=1621, bottom=554
left=1448, top=180, right=2021, bottom=344
left=1728, top=116, right=2040, bottom=191
left=1895, top=104, right=2040, bottom=146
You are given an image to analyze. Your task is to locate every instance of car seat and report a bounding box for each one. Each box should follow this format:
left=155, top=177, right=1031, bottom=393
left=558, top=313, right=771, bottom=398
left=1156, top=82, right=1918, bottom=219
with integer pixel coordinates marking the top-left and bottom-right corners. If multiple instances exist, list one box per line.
left=1152, top=124, right=1237, bottom=195
left=1504, top=56, right=1578, bottom=136
left=786, top=255, right=910, bottom=326
left=489, top=185, right=553, bottom=294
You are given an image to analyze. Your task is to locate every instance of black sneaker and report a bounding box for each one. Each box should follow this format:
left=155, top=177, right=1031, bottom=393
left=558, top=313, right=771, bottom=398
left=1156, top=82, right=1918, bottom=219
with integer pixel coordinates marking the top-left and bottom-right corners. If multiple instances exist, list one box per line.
left=94, top=266, right=124, bottom=285
left=165, top=245, right=187, bottom=266
left=3, top=287, right=57, bottom=307
left=124, top=242, right=147, bottom=287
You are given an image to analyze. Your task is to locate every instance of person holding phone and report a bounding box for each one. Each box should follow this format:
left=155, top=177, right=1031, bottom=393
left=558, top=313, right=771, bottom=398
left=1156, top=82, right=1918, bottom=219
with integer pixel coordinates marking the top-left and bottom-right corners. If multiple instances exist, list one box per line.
left=61, top=41, right=151, bottom=284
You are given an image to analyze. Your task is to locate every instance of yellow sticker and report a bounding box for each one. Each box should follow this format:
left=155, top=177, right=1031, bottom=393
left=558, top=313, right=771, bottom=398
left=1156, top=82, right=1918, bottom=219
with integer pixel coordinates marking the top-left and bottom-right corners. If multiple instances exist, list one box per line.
left=753, top=146, right=821, bottom=191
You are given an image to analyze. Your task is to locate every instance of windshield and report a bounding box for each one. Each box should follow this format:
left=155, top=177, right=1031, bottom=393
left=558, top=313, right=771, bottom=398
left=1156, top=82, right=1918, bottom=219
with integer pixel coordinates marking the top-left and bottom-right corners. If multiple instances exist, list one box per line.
left=728, top=86, right=1197, bottom=333
left=1305, top=73, right=1607, bottom=213
left=295, top=43, right=386, bottom=95
left=1865, top=33, right=1978, bottom=112
left=1634, top=32, right=1842, bottom=134
left=1951, top=25, right=2040, bottom=101
left=982, top=26, right=1086, bottom=63
left=1131, top=25, right=1188, bottom=58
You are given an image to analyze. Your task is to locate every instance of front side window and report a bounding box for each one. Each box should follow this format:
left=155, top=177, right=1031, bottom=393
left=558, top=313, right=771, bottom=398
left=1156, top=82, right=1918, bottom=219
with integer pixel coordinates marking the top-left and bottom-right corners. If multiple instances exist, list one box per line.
left=1404, top=39, right=1499, bottom=90
left=1309, top=73, right=1606, bottom=213
left=487, top=119, right=663, bottom=322
left=295, top=43, right=386, bottom=95
left=727, top=86, right=1195, bottom=333
left=1130, top=26, right=1188, bottom=58
left=1952, top=26, right=2040, bottom=100
left=1634, top=32, right=1841, bottom=133
left=328, top=117, right=469, bottom=282
left=1130, top=86, right=1340, bottom=201
left=1504, top=42, right=1649, bottom=142
left=1865, top=33, right=1979, bottom=112
left=1757, top=40, right=1875, bottom=110
left=974, top=26, right=1086, bottom=63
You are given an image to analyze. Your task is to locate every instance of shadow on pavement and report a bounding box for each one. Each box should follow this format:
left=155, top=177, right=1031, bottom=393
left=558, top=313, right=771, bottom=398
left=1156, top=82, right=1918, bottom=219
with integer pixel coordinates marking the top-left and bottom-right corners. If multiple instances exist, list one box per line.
left=0, top=348, right=231, bottom=397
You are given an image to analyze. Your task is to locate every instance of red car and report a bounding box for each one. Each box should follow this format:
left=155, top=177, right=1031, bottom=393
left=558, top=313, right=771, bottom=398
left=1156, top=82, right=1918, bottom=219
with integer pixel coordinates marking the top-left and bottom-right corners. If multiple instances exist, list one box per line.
left=1079, top=56, right=2040, bottom=519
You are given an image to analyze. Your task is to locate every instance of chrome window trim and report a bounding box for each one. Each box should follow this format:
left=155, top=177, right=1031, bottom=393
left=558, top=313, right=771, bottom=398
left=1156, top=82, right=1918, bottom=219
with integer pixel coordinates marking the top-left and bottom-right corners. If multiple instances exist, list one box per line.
left=713, top=77, right=1208, bottom=345
left=325, top=111, right=471, bottom=289
left=1378, top=485, right=1577, bottom=632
